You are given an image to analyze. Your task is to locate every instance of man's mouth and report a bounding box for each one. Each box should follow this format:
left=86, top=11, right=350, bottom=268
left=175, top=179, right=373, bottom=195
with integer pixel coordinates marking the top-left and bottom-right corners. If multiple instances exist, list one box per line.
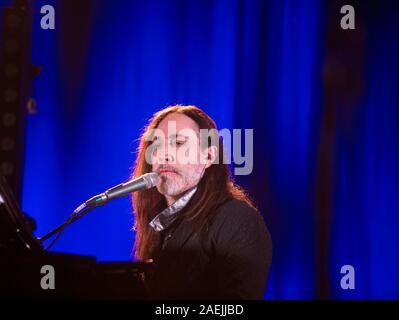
left=158, top=169, right=177, bottom=175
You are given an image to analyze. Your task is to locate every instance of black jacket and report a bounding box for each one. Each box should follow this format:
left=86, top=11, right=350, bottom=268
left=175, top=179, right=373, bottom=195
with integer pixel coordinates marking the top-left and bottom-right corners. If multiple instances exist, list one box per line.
left=144, top=198, right=273, bottom=300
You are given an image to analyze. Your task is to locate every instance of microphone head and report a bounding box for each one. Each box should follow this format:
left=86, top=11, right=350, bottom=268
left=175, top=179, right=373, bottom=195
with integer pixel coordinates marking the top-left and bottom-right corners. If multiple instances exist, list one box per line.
left=142, top=172, right=159, bottom=188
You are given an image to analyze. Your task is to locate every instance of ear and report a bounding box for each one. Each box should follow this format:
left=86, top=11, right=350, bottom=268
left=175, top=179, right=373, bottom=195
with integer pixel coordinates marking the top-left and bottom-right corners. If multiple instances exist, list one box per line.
left=204, top=145, right=218, bottom=169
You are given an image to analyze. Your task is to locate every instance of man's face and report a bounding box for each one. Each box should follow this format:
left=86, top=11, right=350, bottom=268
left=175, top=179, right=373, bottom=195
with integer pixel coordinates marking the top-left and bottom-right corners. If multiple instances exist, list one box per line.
left=150, top=113, right=209, bottom=201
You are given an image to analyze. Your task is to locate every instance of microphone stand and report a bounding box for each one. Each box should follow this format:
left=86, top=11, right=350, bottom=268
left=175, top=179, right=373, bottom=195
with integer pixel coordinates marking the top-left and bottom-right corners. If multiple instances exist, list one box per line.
left=37, top=203, right=99, bottom=250
left=36, top=173, right=158, bottom=250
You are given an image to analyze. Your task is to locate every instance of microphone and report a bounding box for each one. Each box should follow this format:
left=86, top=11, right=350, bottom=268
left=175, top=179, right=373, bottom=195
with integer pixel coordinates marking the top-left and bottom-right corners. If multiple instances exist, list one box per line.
left=84, top=172, right=158, bottom=207
left=38, top=172, right=159, bottom=249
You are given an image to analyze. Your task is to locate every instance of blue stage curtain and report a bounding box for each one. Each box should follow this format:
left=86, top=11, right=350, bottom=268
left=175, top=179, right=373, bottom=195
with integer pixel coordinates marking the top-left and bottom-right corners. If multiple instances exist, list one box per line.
left=329, top=3, right=399, bottom=299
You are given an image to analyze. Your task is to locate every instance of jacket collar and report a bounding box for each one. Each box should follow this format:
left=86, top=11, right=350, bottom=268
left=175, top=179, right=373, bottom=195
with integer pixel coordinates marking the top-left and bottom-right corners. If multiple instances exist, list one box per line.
left=149, top=186, right=197, bottom=232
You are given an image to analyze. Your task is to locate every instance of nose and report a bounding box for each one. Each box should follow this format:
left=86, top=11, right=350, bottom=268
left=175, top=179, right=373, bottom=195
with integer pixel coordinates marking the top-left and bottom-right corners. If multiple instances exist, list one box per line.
left=161, top=153, right=173, bottom=164
left=154, top=143, right=174, bottom=165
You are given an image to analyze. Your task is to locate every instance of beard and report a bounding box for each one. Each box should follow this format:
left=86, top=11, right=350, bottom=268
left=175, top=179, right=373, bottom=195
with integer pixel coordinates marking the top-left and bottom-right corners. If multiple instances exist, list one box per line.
left=156, top=165, right=205, bottom=197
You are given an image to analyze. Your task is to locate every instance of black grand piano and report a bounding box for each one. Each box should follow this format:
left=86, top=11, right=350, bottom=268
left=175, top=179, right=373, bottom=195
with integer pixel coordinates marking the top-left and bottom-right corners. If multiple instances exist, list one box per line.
left=0, top=176, right=150, bottom=299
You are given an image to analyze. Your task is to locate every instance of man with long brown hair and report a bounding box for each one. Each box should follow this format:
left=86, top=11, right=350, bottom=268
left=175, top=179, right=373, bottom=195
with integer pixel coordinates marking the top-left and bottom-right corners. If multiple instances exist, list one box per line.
left=132, top=105, right=272, bottom=299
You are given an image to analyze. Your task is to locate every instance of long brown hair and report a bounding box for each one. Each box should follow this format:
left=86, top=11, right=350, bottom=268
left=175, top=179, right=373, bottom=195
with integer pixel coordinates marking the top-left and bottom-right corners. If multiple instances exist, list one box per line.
left=132, top=105, right=253, bottom=260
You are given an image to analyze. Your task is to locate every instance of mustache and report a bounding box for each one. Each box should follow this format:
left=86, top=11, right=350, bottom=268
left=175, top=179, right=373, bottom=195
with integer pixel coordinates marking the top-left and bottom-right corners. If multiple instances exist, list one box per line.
left=156, top=165, right=180, bottom=174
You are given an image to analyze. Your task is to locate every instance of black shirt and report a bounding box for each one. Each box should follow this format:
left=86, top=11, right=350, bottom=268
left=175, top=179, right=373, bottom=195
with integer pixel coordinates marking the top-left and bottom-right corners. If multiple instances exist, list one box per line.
left=145, top=198, right=273, bottom=300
